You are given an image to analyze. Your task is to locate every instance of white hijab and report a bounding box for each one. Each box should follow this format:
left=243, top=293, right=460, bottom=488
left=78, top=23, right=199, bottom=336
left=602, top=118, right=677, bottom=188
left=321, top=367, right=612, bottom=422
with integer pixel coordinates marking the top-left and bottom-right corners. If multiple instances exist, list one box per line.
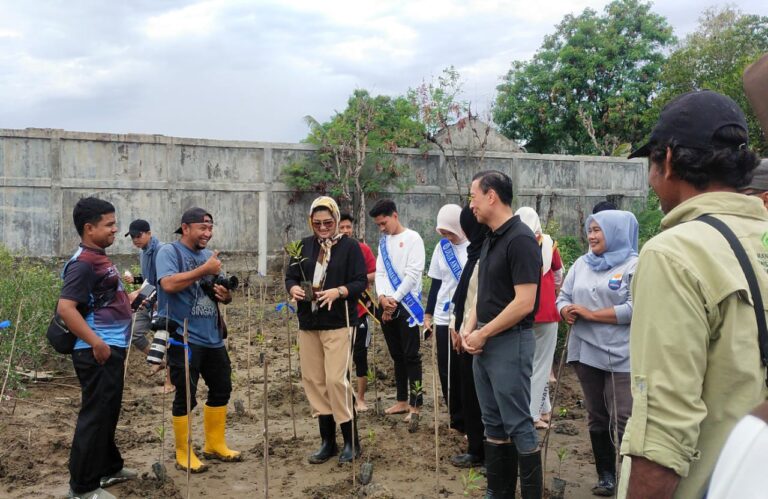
left=435, top=204, right=467, bottom=242
left=515, top=207, right=554, bottom=274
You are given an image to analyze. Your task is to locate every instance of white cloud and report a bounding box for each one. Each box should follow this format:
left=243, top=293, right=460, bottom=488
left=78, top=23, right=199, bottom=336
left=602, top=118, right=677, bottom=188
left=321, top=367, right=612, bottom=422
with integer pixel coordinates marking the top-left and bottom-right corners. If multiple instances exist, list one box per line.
left=144, top=0, right=225, bottom=39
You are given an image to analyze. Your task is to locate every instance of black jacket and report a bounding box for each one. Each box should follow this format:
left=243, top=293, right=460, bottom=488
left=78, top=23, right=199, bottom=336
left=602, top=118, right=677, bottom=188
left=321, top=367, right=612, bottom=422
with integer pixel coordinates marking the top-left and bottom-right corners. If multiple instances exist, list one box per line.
left=285, top=235, right=367, bottom=330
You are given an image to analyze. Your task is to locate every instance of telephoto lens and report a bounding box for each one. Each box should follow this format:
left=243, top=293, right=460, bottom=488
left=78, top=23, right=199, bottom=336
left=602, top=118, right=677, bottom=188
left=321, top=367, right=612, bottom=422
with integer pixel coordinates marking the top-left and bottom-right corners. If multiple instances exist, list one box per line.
left=147, top=330, right=168, bottom=366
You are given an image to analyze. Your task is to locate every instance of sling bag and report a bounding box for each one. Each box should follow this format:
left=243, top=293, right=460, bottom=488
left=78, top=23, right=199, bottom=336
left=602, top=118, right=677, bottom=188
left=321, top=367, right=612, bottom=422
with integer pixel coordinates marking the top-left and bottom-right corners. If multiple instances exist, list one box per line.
left=698, top=214, right=768, bottom=387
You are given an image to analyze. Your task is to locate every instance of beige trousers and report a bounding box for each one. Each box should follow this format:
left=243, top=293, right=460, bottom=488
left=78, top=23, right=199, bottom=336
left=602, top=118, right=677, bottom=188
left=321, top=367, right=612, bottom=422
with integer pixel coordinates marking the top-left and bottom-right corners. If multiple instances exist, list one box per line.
left=298, top=327, right=354, bottom=424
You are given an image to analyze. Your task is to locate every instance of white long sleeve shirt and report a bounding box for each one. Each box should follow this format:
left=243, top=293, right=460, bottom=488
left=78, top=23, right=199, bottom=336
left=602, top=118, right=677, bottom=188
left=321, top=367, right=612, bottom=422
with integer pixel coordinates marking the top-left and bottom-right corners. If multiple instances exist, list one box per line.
left=375, top=229, right=425, bottom=303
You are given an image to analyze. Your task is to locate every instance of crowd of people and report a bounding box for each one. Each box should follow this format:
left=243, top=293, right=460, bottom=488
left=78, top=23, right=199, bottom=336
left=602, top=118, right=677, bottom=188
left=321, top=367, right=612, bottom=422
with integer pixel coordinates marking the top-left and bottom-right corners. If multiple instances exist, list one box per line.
left=53, top=87, right=768, bottom=499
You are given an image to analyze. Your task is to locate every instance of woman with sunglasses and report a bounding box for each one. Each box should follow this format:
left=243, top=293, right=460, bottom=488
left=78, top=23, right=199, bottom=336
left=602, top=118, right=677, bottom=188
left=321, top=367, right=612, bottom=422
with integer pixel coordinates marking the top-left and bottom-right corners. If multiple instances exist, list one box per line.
left=285, top=196, right=368, bottom=464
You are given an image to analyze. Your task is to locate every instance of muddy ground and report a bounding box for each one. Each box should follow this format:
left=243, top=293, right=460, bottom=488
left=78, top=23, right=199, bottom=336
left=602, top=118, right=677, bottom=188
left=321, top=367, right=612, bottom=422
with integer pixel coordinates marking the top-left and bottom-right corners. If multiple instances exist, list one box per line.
left=0, top=282, right=605, bottom=498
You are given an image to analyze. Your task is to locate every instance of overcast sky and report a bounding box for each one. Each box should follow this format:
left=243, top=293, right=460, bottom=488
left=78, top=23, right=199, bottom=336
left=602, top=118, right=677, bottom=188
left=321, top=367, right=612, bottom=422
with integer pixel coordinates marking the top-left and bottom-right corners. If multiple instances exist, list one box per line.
left=1, top=0, right=766, bottom=143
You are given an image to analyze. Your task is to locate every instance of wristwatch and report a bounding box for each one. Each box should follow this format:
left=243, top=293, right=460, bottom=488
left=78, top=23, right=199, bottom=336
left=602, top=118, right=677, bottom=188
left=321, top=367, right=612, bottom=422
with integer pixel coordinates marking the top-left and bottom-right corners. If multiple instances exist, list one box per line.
left=337, top=287, right=346, bottom=298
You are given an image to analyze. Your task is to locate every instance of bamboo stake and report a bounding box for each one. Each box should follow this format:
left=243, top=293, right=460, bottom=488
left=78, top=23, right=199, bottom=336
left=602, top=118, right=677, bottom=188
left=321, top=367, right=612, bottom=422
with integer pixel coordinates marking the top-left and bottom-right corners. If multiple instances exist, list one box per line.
left=262, top=354, right=269, bottom=499
left=0, top=302, right=24, bottom=405
left=371, top=317, right=380, bottom=415
left=542, top=325, right=572, bottom=475
left=123, top=309, right=139, bottom=383
left=430, top=327, right=440, bottom=491
left=182, top=319, right=191, bottom=499
left=247, top=286, right=253, bottom=412
left=344, top=302, right=357, bottom=487
left=285, top=306, right=297, bottom=439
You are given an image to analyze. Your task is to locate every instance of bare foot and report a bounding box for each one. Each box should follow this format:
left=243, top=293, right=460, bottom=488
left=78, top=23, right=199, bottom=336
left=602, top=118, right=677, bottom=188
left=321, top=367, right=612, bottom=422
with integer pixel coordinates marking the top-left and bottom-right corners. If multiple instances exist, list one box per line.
left=355, top=400, right=369, bottom=412
left=161, top=383, right=176, bottom=394
left=540, top=412, right=551, bottom=423
left=385, top=402, right=408, bottom=415
left=403, top=408, right=420, bottom=422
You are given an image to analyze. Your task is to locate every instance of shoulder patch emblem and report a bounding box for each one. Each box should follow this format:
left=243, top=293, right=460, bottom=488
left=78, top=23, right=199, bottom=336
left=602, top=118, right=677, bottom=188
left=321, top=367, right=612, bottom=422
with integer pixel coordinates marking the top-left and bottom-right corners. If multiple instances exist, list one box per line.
left=608, top=273, right=623, bottom=290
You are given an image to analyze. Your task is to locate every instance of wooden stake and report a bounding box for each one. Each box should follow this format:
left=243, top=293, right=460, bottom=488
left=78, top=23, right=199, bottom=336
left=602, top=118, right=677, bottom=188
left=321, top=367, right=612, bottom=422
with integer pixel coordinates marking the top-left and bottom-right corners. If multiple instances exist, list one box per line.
left=430, top=327, right=440, bottom=491
left=285, top=306, right=297, bottom=439
left=123, top=309, right=138, bottom=383
left=0, top=301, right=23, bottom=406
left=542, top=325, right=572, bottom=475
left=182, top=319, right=191, bottom=499
left=247, top=286, right=253, bottom=412
left=262, top=354, right=269, bottom=499
left=344, top=302, right=356, bottom=487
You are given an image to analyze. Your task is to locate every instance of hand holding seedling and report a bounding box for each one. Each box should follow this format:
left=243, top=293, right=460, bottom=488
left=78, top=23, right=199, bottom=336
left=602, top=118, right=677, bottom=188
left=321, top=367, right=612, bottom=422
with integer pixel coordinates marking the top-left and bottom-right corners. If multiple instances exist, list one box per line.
left=289, top=285, right=305, bottom=301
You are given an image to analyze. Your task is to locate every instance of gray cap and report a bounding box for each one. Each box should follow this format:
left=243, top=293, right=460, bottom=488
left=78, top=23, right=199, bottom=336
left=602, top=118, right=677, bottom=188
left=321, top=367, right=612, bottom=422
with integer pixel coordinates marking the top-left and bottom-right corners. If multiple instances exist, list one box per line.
left=745, top=159, right=768, bottom=192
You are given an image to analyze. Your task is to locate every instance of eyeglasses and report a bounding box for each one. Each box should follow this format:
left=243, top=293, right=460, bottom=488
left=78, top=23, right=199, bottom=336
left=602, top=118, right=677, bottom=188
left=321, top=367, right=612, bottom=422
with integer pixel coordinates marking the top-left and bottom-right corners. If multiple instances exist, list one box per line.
left=312, top=219, right=335, bottom=228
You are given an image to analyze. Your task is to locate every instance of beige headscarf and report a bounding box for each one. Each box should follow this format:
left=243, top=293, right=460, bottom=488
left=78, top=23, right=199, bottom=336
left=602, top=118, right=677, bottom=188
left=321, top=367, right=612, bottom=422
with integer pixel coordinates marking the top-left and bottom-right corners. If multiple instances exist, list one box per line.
left=515, top=207, right=554, bottom=275
left=435, top=204, right=467, bottom=242
left=308, top=196, right=343, bottom=296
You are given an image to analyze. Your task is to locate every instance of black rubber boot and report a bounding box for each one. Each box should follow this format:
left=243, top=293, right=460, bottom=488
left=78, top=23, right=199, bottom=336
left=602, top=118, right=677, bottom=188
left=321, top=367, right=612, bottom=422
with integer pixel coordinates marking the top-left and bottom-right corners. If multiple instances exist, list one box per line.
left=338, top=418, right=361, bottom=464
left=308, top=415, right=338, bottom=464
left=518, top=449, right=542, bottom=499
left=589, top=431, right=616, bottom=496
left=483, top=441, right=515, bottom=498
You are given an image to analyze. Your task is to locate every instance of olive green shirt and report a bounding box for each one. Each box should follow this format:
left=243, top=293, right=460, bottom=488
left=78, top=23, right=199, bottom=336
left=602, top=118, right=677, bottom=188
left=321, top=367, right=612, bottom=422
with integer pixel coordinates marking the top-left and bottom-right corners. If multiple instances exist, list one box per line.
left=618, top=192, right=768, bottom=499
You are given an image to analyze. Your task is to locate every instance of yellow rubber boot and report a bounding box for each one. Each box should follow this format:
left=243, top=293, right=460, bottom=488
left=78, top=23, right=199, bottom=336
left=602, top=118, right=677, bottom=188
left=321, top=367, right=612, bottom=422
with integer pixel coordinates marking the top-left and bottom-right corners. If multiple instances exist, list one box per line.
left=202, top=404, right=242, bottom=462
left=172, top=415, right=208, bottom=473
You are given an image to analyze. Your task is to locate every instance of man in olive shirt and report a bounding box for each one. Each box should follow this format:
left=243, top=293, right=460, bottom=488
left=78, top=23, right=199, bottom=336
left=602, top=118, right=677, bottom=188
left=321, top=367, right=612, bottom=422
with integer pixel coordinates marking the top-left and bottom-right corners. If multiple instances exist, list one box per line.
left=462, top=170, right=542, bottom=498
left=619, top=90, right=768, bottom=498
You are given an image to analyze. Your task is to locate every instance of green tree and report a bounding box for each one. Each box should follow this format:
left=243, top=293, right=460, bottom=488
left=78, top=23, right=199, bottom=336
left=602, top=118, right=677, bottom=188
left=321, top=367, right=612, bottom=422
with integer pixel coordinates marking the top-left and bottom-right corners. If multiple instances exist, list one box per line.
left=282, top=89, right=425, bottom=237
left=493, top=0, right=674, bottom=155
left=658, top=7, right=768, bottom=154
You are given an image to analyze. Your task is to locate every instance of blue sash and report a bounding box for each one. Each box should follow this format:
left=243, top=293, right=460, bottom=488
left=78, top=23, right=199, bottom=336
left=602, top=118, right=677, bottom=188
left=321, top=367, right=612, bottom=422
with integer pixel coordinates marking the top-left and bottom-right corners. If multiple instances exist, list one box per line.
left=439, top=238, right=463, bottom=312
left=439, top=238, right=463, bottom=282
left=379, top=237, right=424, bottom=327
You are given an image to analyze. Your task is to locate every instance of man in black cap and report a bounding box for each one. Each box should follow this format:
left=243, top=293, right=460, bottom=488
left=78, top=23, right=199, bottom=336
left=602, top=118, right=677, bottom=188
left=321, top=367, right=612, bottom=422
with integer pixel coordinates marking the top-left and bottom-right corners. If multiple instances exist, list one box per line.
left=155, top=207, right=241, bottom=472
left=122, top=219, right=174, bottom=392
left=618, top=91, right=768, bottom=498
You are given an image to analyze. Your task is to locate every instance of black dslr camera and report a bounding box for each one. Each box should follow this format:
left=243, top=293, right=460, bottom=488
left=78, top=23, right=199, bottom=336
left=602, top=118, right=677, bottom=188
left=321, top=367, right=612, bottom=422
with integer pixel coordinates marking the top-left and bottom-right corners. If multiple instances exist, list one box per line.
left=200, top=274, right=239, bottom=302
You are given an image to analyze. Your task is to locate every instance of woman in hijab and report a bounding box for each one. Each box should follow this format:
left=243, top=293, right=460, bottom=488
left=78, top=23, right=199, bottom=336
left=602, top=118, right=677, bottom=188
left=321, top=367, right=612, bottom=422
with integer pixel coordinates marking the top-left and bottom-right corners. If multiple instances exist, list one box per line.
left=447, top=205, right=488, bottom=469
left=425, top=204, right=468, bottom=432
left=285, top=196, right=368, bottom=465
left=556, top=210, right=639, bottom=497
left=515, top=207, right=564, bottom=430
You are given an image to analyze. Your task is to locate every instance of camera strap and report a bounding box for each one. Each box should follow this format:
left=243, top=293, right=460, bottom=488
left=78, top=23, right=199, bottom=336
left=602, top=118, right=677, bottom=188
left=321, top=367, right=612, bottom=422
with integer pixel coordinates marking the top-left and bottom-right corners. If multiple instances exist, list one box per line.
left=697, top=214, right=768, bottom=387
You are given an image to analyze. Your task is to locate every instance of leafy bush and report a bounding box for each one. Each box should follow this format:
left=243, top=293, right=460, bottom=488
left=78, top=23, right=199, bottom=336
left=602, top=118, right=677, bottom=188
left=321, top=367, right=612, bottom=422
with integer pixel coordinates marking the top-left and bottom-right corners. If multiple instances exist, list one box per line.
left=636, top=191, right=664, bottom=248
left=0, top=246, right=64, bottom=389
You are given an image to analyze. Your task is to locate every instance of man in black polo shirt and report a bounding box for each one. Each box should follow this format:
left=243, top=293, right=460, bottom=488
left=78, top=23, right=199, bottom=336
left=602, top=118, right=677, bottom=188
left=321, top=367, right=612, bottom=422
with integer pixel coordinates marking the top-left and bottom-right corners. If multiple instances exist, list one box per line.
left=462, top=170, right=542, bottom=498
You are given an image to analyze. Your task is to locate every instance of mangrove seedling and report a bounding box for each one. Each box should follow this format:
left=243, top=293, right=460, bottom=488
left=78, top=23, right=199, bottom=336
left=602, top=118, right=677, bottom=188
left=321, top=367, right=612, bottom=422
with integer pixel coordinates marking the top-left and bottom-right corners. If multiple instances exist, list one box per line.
left=461, top=467, right=483, bottom=496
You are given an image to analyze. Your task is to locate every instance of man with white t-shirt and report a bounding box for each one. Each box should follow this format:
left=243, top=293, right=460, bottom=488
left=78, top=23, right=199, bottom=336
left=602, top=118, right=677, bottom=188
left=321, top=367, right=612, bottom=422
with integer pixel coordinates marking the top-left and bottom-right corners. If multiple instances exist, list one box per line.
left=369, top=199, right=426, bottom=429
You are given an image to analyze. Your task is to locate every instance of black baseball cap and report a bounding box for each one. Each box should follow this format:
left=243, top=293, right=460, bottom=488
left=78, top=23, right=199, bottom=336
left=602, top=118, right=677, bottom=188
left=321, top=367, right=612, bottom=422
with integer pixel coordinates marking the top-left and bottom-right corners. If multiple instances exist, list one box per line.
left=125, top=219, right=151, bottom=238
left=175, top=207, right=213, bottom=234
left=629, top=90, right=748, bottom=159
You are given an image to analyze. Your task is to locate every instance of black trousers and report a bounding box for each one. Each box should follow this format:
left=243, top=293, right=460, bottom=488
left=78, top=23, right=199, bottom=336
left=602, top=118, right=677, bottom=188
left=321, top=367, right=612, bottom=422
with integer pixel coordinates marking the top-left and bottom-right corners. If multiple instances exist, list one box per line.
left=459, top=350, right=485, bottom=458
left=352, top=316, right=369, bottom=377
left=435, top=325, right=464, bottom=431
left=70, top=347, right=126, bottom=494
left=168, top=342, right=232, bottom=417
left=381, top=310, right=423, bottom=407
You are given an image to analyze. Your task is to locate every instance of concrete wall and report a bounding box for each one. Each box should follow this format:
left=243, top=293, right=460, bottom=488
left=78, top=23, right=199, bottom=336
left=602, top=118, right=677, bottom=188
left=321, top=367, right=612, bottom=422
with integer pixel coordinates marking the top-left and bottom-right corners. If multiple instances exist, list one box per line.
left=0, top=128, right=647, bottom=275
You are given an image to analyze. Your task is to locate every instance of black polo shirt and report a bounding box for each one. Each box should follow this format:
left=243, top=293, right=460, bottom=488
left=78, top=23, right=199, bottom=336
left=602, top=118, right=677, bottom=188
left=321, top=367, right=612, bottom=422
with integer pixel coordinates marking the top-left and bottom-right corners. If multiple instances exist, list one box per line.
left=477, top=215, right=541, bottom=329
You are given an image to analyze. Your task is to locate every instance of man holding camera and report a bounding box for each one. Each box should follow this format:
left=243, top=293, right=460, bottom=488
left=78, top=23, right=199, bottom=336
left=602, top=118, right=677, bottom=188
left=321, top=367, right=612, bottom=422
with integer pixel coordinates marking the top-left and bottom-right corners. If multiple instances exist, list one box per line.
left=122, top=219, right=176, bottom=393
left=156, top=207, right=241, bottom=473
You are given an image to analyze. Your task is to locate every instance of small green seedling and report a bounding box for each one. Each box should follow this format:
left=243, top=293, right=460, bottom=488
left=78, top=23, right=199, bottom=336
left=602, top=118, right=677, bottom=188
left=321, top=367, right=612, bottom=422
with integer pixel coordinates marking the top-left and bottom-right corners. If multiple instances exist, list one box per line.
left=410, top=380, right=424, bottom=399
left=557, top=447, right=568, bottom=478
left=462, top=467, right=483, bottom=496
left=558, top=406, right=568, bottom=418
left=365, top=369, right=375, bottom=384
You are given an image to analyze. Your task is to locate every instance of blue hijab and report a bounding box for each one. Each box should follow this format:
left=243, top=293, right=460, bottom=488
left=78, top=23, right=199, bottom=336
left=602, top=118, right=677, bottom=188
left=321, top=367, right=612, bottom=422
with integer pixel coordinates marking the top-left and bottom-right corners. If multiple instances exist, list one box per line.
left=583, top=210, right=639, bottom=272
